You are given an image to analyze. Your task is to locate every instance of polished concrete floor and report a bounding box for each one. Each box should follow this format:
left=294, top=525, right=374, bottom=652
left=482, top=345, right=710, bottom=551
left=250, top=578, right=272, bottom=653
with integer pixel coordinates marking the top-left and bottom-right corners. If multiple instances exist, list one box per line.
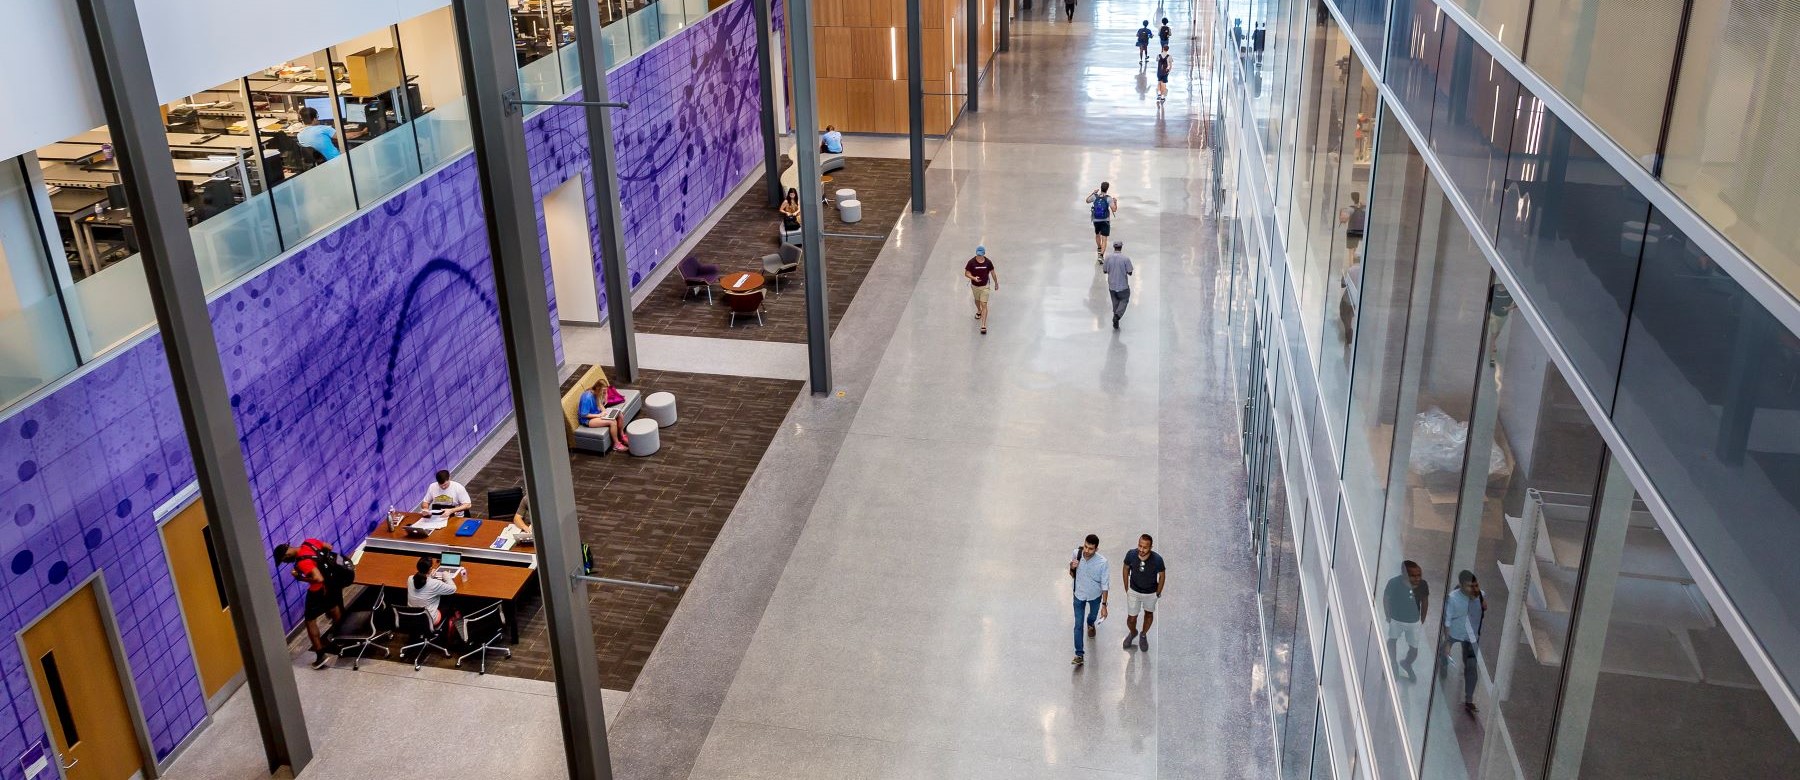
left=167, top=1, right=1269, bottom=776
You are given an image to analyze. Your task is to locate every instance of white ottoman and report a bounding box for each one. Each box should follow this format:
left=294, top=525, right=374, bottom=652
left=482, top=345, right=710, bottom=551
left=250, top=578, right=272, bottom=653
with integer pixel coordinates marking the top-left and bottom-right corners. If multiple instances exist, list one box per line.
left=626, top=418, right=660, bottom=456
left=839, top=199, right=863, bottom=224
left=644, top=391, right=678, bottom=427
left=835, top=188, right=857, bottom=205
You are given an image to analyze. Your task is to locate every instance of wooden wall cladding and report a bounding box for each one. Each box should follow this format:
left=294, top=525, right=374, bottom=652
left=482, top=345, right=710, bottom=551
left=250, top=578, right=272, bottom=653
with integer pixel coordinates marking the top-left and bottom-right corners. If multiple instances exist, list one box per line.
left=806, top=0, right=1000, bottom=135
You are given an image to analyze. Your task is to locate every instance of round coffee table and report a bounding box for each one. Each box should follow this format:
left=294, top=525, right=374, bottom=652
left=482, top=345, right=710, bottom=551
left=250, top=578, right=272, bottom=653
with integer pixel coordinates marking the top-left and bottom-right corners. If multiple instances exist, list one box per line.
left=720, top=271, right=766, bottom=294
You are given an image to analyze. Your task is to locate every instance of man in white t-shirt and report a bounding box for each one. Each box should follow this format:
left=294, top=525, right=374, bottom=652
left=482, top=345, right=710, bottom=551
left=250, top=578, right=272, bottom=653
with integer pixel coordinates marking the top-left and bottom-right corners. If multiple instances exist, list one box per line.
left=406, top=555, right=458, bottom=628
left=419, top=469, right=472, bottom=516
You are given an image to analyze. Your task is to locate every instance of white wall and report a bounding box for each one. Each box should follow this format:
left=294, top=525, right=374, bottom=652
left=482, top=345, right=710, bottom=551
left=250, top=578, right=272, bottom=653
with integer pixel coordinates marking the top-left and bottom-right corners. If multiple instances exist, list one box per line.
left=397, top=7, right=464, bottom=110
left=0, top=0, right=454, bottom=160
left=545, top=175, right=599, bottom=324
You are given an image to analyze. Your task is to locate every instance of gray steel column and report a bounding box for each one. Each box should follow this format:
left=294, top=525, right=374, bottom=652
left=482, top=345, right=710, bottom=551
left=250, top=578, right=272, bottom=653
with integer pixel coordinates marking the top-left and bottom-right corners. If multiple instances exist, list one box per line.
left=789, top=0, right=833, bottom=393
left=1544, top=456, right=1636, bottom=779
left=450, top=2, right=613, bottom=778
left=907, top=0, right=926, bottom=212
left=966, top=0, right=980, bottom=113
left=571, top=0, right=637, bottom=381
left=74, top=0, right=311, bottom=773
left=754, top=0, right=784, bottom=208
left=999, top=0, right=1011, bottom=53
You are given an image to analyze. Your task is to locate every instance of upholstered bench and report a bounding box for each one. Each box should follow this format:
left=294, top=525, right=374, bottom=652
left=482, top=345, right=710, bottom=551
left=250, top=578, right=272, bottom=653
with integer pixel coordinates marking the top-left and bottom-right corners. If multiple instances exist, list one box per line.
left=559, top=365, right=642, bottom=454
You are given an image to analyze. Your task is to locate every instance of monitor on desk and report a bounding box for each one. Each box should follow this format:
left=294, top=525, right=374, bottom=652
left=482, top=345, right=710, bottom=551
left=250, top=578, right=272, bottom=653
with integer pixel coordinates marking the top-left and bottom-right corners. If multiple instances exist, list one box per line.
left=343, top=102, right=368, bottom=124
left=302, top=96, right=337, bottom=119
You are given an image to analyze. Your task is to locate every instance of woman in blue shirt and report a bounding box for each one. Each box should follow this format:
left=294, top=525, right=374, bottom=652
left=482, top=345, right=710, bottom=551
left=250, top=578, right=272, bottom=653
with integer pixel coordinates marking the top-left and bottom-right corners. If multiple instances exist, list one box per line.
left=578, top=381, right=630, bottom=452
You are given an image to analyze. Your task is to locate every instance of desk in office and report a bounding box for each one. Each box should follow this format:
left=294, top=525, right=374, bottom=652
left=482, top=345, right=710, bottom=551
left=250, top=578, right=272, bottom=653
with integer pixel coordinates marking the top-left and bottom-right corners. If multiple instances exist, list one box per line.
left=351, top=549, right=534, bottom=642
left=37, top=143, right=103, bottom=163
left=39, top=161, right=117, bottom=189
left=87, top=157, right=237, bottom=181
left=362, top=513, right=536, bottom=566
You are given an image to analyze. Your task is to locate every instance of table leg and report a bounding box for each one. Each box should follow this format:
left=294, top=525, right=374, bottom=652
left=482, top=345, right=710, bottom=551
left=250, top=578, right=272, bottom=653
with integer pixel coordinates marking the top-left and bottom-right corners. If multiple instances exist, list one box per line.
left=77, top=220, right=99, bottom=276
left=506, top=600, right=519, bottom=644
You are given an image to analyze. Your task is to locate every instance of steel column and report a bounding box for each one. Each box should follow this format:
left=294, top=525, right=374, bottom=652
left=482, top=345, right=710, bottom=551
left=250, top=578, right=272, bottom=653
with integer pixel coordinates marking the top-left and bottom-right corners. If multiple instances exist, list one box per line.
left=999, top=0, right=1010, bottom=53
left=74, top=0, right=311, bottom=773
left=788, top=0, right=833, bottom=394
left=571, top=0, right=637, bottom=381
left=966, top=0, right=980, bottom=113
left=450, top=2, right=613, bottom=778
left=753, top=0, right=784, bottom=208
left=907, top=0, right=926, bottom=212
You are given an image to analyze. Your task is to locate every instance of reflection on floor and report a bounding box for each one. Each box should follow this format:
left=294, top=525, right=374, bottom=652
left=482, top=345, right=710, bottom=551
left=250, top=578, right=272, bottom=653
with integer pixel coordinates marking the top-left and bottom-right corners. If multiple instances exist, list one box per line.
left=630, top=157, right=913, bottom=343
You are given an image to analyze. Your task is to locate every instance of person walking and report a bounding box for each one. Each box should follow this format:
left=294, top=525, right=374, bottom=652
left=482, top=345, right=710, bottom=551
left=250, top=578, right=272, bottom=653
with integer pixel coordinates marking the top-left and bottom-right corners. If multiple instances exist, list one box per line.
left=1156, top=45, right=1173, bottom=103
left=274, top=538, right=349, bottom=669
left=1339, top=191, right=1367, bottom=268
left=964, top=245, right=999, bottom=335
left=1063, top=0, right=1076, bottom=22
left=1157, top=17, right=1173, bottom=49
left=1068, top=534, right=1109, bottom=665
left=1120, top=534, right=1165, bottom=651
left=1441, top=570, right=1487, bottom=714
left=1383, top=560, right=1429, bottom=681
left=1136, top=21, right=1153, bottom=63
left=1084, top=183, right=1117, bottom=261
left=1103, top=241, right=1135, bottom=329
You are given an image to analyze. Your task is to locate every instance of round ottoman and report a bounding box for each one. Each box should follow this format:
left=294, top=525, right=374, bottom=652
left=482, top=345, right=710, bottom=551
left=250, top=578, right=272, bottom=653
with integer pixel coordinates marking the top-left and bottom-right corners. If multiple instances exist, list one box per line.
left=626, top=418, right=660, bottom=456
left=835, top=188, right=857, bottom=204
left=839, top=199, right=863, bottom=224
left=644, top=391, right=678, bottom=427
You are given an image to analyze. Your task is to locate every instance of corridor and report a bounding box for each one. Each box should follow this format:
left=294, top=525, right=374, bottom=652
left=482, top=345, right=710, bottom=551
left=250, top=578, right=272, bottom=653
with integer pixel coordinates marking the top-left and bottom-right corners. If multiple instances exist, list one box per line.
left=610, top=1, right=1277, bottom=776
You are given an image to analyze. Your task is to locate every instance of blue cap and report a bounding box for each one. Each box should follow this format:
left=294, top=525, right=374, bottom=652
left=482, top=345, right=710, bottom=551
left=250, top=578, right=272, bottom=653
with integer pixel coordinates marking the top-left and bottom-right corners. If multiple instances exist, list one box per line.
left=975, top=245, right=986, bottom=255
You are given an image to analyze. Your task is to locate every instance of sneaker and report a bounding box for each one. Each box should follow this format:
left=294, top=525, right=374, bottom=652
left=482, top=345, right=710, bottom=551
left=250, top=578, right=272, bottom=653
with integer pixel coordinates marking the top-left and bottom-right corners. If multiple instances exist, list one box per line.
left=1139, top=634, right=1149, bottom=652
left=1087, top=624, right=1097, bottom=638
left=1113, top=318, right=1120, bottom=330
left=1123, top=631, right=1138, bottom=650
left=311, top=651, right=329, bottom=670
left=1072, top=655, right=1085, bottom=665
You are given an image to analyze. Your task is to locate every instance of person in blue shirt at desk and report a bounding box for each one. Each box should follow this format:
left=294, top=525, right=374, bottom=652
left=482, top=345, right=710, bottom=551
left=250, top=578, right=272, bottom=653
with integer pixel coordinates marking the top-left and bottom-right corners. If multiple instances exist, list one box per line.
left=296, top=106, right=341, bottom=161
left=819, top=124, right=843, bottom=154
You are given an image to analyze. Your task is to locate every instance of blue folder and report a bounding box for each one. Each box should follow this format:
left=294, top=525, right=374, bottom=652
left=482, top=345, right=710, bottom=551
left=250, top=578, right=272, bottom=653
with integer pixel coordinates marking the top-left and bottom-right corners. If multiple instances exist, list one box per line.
left=454, top=518, right=483, bottom=537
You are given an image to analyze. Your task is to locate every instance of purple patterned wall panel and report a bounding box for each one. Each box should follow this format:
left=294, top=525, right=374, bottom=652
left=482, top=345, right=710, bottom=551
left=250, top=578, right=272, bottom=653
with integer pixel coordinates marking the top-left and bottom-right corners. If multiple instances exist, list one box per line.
left=0, top=5, right=766, bottom=768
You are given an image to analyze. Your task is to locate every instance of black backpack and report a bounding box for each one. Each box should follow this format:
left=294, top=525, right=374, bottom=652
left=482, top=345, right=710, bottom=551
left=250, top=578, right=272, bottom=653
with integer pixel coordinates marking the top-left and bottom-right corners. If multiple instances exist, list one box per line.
left=304, top=545, right=356, bottom=589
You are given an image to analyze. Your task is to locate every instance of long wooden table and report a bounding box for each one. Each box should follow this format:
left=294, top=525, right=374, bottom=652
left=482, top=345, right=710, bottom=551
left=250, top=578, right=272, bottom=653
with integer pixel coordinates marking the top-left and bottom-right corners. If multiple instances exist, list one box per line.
left=361, top=512, right=536, bottom=565
left=351, top=549, right=534, bottom=642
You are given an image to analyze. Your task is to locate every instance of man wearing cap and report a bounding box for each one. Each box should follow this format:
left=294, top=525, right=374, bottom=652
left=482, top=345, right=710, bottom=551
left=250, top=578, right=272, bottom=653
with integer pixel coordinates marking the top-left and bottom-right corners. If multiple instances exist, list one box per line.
left=964, top=245, right=999, bottom=335
left=1103, top=241, right=1135, bottom=329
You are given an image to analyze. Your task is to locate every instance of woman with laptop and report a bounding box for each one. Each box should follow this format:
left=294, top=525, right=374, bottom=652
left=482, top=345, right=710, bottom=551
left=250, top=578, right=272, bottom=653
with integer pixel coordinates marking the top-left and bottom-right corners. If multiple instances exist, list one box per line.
left=408, top=555, right=459, bottom=629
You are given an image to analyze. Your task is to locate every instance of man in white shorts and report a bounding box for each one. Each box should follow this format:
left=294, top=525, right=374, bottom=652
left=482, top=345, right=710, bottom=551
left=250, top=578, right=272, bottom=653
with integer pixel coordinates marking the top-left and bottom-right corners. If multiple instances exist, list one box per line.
left=1121, top=534, right=1166, bottom=651
left=1383, top=560, right=1429, bottom=681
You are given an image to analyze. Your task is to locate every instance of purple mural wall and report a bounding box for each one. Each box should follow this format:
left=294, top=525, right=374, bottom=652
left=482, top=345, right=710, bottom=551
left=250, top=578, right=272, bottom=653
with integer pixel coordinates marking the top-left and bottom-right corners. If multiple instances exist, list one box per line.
left=0, top=1, right=762, bottom=771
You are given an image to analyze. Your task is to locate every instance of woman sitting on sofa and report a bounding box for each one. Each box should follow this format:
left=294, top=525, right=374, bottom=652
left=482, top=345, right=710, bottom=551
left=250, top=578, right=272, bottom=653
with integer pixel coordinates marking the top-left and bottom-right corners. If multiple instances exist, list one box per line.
left=577, top=379, right=631, bottom=452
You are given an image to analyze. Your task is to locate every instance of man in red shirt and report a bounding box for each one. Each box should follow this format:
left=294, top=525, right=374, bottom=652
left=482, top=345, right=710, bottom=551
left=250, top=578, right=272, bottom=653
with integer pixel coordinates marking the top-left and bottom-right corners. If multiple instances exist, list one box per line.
left=964, top=245, right=1000, bottom=335
left=275, top=538, right=345, bottom=669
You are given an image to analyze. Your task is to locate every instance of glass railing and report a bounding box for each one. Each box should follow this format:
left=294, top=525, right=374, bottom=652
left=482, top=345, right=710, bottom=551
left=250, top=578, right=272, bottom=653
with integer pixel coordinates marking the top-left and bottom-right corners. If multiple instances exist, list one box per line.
left=193, top=190, right=282, bottom=291
left=272, top=154, right=357, bottom=246
left=350, top=127, right=426, bottom=204
left=70, top=253, right=156, bottom=357
left=416, top=100, right=474, bottom=171
left=0, top=295, right=80, bottom=410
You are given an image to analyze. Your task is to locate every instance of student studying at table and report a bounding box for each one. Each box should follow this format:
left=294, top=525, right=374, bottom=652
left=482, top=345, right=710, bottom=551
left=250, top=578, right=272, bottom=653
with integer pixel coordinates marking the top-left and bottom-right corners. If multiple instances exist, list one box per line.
left=407, top=555, right=458, bottom=628
left=419, top=469, right=472, bottom=516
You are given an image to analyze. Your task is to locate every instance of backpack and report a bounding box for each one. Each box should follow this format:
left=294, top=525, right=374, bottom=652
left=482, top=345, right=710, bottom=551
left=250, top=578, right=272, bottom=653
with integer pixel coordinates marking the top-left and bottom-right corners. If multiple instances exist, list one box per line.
left=1136, top=28, right=1151, bottom=46
left=302, top=544, right=356, bottom=589
left=1090, top=196, right=1110, bottom=221
left=1158, top=55, right=1172, bottom=77
left=1159, top=24, right=1172, bottom=42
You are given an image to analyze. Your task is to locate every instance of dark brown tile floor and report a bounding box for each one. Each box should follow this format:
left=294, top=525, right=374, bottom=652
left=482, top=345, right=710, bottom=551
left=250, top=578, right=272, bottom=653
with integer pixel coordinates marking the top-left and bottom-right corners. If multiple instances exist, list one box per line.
left=328, top=367, right=800, bottom=690
left=632, top=156, right=913, bottom=343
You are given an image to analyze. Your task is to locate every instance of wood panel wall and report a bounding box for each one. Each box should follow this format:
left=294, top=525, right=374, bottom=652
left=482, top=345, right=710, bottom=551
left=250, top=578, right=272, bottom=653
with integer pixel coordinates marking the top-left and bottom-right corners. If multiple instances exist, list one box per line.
left=797, top=0, right=1000, bottom=135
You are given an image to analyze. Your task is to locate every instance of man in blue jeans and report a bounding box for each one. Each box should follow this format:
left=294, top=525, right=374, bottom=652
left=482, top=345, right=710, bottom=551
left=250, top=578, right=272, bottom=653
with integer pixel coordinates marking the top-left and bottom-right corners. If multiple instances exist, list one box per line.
left=1068, top=533, right=1109, bottom=665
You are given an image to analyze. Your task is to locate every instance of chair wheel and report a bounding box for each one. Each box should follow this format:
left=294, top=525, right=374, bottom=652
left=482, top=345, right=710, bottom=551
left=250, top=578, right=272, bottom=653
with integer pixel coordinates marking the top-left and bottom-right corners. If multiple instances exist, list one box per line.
left=505, top=651, right=513, bottom=658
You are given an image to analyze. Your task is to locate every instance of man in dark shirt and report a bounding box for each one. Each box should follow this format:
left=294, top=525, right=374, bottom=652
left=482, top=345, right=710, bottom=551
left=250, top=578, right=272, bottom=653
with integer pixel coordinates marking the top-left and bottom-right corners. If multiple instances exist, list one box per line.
left=1121, top=534, right=1166, bottom=651
left=964, top=245, right=999, bottom=334
left=1383, top=560, right=1429, bottom=679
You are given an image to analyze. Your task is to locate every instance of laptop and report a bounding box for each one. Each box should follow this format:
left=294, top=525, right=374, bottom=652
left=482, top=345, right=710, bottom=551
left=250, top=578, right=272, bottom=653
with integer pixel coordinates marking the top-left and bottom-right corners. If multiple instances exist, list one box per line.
left=435, top=552, right=465, bottom=578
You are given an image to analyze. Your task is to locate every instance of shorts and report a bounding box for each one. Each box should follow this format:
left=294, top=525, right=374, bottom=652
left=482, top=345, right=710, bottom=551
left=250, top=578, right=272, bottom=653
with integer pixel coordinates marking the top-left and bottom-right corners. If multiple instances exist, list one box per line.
left=1126, top=589, right=1158, bottom=615
left=1093, top=220, right=1111, bottom=236
left=971, top=284, right=991, bottom=303
left=1345, top=232, right=1363, bottom=250
left=304, top=587, right=343, bottom=620
left=1387, top=619, right=1422, bottom=652
left=1157, top=73, right=1169, bottom=84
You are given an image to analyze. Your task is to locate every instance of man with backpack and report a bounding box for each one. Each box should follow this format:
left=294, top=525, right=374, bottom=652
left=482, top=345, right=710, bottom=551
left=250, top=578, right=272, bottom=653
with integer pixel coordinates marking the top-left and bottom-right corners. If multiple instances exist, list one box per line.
left=275, top=538, right=353, bottom=669
left=1136, top=21, right=1152, bottom=63
left=1084, top=182, right=1117, bottom=261
left=1158, top=17, right=1173, bottom=49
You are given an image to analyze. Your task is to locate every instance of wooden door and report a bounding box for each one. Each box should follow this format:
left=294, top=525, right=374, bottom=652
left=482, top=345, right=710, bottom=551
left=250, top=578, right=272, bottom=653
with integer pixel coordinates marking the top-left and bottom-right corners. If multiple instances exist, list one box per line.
left=161, top=501, right=243, bottom=700
left=20, top=583, right=145, bottom=780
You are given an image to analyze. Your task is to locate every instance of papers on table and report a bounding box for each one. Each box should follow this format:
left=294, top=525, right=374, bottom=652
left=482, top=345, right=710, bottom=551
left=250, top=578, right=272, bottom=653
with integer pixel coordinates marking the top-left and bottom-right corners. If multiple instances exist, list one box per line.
left=732, top=275, right=748, bottom=289
left=411, top=513, right=450, bottom=531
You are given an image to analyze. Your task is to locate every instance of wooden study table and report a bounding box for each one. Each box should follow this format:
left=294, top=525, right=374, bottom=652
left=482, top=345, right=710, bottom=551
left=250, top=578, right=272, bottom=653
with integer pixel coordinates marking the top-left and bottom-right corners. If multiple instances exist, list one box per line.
left=361, top=512, right=536, bottom=565
left=351, top=549, right=534, bottom=642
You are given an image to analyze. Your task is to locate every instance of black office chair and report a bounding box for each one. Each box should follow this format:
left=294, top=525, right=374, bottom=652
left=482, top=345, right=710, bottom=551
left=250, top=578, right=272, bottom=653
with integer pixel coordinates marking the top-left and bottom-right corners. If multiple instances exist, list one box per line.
left=454, top=602, right=511, bottom=675
left=487, top=487, right=525, bottom=520
left=198, top=179, right=235, bottom=221
left=331, top=590, right=392, bottom=670
left=392, top=606, right=450, bottom=670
